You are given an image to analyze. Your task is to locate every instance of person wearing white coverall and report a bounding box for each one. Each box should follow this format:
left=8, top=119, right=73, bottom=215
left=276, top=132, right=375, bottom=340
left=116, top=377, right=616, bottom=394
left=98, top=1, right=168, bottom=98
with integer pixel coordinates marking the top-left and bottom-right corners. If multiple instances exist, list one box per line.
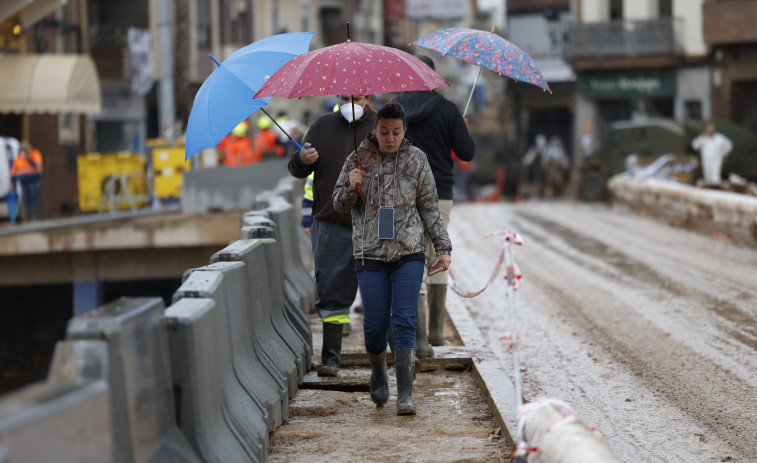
left=691, top=122, right=733, bottom=186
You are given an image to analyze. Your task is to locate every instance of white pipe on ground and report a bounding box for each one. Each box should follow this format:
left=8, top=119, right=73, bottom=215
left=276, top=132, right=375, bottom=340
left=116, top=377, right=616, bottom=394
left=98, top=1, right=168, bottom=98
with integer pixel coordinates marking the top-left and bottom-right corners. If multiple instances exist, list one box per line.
left=516, top=398, right=623, bottom=463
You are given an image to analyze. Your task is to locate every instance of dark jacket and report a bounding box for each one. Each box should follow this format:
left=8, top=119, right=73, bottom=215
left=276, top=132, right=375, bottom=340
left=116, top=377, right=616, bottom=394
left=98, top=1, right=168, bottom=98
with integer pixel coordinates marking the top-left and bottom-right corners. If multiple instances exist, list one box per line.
left=288, top=107, right=377, bottom=228
left=390, top=91, right=474, bottom=200
left=332, top=136, right=451, bottom=263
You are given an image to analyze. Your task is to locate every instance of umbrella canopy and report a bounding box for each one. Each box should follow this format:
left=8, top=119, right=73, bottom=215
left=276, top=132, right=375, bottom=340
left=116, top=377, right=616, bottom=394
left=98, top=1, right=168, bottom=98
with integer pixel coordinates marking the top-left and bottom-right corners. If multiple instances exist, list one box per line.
left=254, top=40, right=449, bottom=99
left=184, top=32, right=314, bottom=160
left=412, top=27, right=550, bottom=93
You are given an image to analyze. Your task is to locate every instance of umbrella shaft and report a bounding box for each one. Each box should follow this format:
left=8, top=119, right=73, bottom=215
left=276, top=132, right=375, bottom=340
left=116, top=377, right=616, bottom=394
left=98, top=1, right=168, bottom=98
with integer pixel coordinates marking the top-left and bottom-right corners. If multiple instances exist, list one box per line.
left=462, top=67, right=482, bottom=118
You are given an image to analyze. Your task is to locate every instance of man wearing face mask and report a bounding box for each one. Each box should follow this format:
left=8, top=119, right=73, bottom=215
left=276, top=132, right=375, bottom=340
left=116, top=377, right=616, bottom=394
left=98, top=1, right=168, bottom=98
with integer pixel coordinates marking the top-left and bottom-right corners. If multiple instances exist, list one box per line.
left=288, top=94, right=376, bottom=377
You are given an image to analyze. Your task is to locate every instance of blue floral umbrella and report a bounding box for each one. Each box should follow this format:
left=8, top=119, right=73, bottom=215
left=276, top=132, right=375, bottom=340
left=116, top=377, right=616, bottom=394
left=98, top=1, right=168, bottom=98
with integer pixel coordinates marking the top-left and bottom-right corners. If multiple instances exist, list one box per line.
left=185, top=32, right=314, bottom=160
left=412, top=27, right=550, bottom=117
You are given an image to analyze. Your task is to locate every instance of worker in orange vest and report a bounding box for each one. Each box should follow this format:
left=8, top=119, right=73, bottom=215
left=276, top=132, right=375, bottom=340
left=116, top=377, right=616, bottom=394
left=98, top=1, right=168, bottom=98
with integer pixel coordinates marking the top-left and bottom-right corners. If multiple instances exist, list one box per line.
left=216, top=120, right=257, bottom=167
left=11, top=141, right=43, bottom=222
left=254, top=116, right=285, bottom=160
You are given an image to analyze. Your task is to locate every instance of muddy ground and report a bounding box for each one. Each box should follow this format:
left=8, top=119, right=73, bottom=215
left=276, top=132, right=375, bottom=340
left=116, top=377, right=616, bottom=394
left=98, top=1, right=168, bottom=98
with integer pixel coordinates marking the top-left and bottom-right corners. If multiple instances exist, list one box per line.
left=267, top=313, right=511, bottom=462
left=449, top=201, right=757, bottom=462
left=269, top=200, right=756, bottom=462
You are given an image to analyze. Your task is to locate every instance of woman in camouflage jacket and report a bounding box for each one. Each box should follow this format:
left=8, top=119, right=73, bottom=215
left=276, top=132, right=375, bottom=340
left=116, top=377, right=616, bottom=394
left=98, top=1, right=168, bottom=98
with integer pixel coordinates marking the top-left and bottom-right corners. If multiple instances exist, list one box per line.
left=332, top=103, right=451, bottom=417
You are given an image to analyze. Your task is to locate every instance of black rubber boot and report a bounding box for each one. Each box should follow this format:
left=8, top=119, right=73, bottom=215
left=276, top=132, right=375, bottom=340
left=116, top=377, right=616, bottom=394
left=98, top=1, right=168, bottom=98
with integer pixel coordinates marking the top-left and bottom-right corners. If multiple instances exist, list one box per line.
left=427, top=284, right=448, bottom=346
left=318, top=323, right=343, bottom=377
left=394, top=347, right=417, bottom=416
left=367, top=349, right=388, bottom=406
left=416, top=293, right=434, bottom=359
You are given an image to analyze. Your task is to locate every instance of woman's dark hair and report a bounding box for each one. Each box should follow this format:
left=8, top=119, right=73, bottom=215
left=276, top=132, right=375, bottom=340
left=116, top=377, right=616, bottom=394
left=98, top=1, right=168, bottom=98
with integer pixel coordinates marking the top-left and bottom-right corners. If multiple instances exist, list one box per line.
left=375, top=103, right=406, bottom=128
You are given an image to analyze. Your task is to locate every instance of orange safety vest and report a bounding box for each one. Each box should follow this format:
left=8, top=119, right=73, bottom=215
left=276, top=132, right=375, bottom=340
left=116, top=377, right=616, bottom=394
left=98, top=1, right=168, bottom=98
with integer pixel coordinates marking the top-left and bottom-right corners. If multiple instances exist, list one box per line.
left=217, top=135, right=256, bottom=167
left=11, top=149, right=43, bottom=176
left=254, top=129, right=284, bottom=158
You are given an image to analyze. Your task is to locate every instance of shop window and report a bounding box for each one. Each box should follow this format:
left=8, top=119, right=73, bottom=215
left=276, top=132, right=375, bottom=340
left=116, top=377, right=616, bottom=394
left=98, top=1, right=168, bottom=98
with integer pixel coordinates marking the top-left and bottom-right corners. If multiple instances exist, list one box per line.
left=59, top=114, right=80, bottom=146
left=685, top=100, right=702, bottom=120
left=659, top=0, right=673, bottom=18
left=197, top=0, right=211, bottom=48
left=610, top=0, right=623, bottom=20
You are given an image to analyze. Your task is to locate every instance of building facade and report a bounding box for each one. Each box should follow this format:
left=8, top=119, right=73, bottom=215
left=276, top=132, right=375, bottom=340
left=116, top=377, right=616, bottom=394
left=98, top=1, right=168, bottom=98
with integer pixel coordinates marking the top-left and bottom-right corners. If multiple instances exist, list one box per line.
left=565, top=0, right=709, bottom=161
left=702, top=0, right=757, bottom=131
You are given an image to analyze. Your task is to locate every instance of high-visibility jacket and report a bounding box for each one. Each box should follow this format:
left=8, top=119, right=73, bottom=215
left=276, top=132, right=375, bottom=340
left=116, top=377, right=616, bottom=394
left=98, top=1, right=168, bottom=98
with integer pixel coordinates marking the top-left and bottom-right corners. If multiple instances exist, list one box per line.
left=301, top=172, right=314, bottom=228
left=11, top=149, right=43, bottom=177
left=217, top=135, right=256, bottom=167
left=254, top=129, right=284, bottom=158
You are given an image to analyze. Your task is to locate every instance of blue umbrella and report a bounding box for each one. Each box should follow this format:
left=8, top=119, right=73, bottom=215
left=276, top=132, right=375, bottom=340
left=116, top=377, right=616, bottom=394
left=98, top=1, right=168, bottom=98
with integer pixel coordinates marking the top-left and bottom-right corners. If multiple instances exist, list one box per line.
left=185, top=32, right=314, bottom=160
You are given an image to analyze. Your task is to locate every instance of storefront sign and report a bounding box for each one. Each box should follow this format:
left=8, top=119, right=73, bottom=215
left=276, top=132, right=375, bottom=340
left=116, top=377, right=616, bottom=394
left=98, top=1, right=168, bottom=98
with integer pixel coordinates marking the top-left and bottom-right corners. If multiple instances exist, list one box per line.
left=580, top=71, right=675, bottom=98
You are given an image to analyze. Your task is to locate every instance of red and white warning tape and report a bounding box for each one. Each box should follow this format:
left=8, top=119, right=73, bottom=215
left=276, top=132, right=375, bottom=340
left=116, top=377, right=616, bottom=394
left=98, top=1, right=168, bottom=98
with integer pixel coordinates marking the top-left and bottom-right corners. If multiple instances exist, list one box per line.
left=448, top=228, right=525, bottom=298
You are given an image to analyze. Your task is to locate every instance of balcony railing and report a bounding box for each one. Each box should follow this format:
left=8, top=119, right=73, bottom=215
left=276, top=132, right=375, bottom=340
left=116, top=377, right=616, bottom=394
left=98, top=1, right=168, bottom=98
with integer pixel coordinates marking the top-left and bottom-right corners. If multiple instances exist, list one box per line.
left=564, top=18, right=682, bottom=59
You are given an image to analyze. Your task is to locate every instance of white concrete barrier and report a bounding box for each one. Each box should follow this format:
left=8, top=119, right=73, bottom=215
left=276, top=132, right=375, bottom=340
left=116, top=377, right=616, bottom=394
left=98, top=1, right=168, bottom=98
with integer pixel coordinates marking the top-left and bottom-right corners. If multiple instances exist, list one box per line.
left=517, top=398, right=622, bottom=463
left=65, top=297, right=200, bottom=463
left=609, top=176, right=757, bottom=245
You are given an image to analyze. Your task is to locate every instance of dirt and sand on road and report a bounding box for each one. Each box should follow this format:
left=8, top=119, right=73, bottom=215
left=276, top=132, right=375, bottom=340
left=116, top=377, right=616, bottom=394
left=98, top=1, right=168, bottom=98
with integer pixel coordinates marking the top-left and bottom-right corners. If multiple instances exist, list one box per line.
left=267, top=314, right=511, bottom=462
left=449, top=201, right=757, bottom=462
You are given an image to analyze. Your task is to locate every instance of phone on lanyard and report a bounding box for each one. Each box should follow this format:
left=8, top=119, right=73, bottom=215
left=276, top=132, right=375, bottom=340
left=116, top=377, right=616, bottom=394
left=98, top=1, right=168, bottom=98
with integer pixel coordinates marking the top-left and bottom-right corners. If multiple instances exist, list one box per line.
left=377, top=206, right=394, bottom=239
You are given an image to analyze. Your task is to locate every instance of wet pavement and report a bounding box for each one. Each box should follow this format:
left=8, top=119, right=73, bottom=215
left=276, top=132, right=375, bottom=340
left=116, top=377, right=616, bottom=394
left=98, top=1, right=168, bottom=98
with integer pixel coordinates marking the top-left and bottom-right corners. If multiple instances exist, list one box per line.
left=267, top=309, right=513, bottom=462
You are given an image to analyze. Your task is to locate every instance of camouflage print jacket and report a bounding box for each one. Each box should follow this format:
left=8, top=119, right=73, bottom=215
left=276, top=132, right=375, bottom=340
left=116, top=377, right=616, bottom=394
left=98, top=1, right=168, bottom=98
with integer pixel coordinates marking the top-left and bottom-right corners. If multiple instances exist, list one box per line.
left=332, top=135, right=452, bottom=263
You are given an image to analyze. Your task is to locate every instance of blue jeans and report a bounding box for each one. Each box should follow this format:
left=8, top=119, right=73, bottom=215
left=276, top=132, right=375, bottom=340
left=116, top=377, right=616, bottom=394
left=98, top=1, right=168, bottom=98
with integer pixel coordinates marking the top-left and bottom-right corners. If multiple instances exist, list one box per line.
left=311, top=219, right=357, bottom=320
left=358, top=260, right=424, bottom=354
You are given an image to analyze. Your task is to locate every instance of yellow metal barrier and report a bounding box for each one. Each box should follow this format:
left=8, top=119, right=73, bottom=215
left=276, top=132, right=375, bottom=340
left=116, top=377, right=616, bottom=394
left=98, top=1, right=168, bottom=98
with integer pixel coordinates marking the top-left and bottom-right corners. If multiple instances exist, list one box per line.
left=151, top=146, right=190, bottom=199
left=77, top=152, right=149, bottom=212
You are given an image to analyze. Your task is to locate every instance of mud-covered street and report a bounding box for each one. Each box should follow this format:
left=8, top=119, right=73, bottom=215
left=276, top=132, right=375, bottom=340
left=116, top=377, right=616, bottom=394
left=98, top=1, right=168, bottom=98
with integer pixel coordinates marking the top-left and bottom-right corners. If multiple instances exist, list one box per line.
left=449, top=201, right=757, bottom=462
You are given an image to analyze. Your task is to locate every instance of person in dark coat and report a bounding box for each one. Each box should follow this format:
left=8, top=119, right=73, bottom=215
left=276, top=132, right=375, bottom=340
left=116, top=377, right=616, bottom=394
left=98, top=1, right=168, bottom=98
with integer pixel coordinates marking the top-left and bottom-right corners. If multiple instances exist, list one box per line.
left=389, top=55, right=475, bottom=358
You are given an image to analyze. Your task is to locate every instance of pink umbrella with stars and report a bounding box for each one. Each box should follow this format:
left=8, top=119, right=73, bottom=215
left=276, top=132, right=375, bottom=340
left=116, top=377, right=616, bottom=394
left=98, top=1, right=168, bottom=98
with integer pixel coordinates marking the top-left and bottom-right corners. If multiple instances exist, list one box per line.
left=255, top=26, right=450, bottom=188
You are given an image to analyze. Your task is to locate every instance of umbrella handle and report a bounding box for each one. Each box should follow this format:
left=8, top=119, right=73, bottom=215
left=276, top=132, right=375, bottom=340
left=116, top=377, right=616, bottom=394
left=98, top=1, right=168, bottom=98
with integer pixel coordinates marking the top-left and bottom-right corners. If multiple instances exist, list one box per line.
left=354, top=157, right=362, bottom=195
left=260, top=108, right=302, bottom=150
left=462, top=66, right=482, bottom=118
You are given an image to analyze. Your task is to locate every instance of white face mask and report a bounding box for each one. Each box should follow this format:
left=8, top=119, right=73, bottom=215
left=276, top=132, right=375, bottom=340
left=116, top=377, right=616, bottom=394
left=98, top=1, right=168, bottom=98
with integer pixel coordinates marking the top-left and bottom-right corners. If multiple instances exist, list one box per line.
left=340, top=101, right=365, bottom=123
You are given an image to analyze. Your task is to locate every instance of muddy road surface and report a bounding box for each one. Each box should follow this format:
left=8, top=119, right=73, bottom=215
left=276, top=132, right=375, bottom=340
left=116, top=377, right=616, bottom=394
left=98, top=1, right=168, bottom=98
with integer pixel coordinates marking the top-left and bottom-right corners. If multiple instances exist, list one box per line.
left=449, top=201, right=757, bottom=462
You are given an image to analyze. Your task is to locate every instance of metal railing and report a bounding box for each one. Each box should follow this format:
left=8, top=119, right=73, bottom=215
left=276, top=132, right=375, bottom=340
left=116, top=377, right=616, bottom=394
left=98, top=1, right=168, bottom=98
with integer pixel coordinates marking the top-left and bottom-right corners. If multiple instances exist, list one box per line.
left=564, top=18, right=682, bottom=58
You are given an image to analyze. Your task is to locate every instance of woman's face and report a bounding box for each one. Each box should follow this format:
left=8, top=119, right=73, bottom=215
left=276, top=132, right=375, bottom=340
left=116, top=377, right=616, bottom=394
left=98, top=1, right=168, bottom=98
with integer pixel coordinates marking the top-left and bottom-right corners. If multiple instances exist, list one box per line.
left=376, top=117, right=405, bottom=153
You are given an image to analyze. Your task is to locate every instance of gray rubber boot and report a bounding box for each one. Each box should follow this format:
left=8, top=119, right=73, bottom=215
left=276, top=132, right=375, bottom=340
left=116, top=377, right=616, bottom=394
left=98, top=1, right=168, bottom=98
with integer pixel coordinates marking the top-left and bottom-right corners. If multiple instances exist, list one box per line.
left=416, top=293, right=434, bottom=358
left=367, top=349, right=388, bottom=406
left=318, top=323, right=343, bottom=377
left=427, top=284, right=448, bottom=346
left=394, top=347, right=417, bottom=416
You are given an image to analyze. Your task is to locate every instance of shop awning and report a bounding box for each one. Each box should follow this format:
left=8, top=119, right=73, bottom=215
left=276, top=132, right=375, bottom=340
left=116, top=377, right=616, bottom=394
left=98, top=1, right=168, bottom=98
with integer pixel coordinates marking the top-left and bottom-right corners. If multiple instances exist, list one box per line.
left=0, top=54, right=102, bottom=115
left=0, top=0, right=66, bottom=29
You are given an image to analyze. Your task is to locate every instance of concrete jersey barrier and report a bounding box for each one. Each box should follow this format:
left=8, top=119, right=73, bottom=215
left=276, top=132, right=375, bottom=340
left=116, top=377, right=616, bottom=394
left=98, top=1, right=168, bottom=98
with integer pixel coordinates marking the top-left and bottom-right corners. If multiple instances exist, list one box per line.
left=173, top=265, right=287, bottom=432
left=255, top=195, right=317, bottom=313
left=241, top=211, right=314, bottom=350
left=0, top=380, right=112, bottom=463
left=165, top=297, right=264, bottom=463
left=211, top=239, right=310, bottom=384
left=65, top=297, right=200, bottom=463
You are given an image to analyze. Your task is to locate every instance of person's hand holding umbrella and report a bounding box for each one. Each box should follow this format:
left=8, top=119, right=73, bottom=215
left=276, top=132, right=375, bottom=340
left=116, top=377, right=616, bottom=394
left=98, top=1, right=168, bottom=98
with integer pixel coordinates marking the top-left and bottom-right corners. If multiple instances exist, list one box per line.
left=299, top=142, right=319, bottom=165
left=348, top=166, right=363, bottom=191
